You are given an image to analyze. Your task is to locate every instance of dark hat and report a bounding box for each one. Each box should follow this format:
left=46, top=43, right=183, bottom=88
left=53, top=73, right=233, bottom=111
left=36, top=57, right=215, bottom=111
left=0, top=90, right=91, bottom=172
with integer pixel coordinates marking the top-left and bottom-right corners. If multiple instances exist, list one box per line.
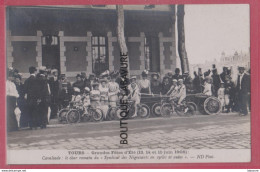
left=29, top=66, right=37, bottom=74
left=60, top=73, right=66, bottom=77
left=238, top=66, right=245, bottom=70
left=151, top=72, right=160, bottom=77
left=142, top=70, right=148, bottom=77
left=92, top=82, right=99, bottom=87
left=81, top=72, right=87, bottom=78
left=175, top=68, right=180, bottom=73
left=76, top=74, right=81, bottom=78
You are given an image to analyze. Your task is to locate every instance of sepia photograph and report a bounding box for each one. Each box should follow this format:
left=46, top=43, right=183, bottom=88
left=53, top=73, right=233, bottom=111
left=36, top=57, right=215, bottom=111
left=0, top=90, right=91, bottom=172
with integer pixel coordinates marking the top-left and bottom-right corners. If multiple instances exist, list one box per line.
left=5, top=4, right=251, bottom=164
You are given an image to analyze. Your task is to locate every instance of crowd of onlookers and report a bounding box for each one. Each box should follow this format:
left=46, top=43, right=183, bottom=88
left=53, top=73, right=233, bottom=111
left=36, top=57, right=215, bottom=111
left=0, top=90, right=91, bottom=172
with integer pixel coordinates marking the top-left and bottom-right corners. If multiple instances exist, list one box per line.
left=6, top=64, right=250, bottom=132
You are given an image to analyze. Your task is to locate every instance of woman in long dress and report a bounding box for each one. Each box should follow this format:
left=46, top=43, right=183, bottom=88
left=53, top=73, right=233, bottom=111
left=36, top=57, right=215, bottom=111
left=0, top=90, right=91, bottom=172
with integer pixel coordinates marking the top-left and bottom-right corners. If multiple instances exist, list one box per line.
left=138, top=70, right=151, bottom=105
left=6, top=69, right=19, bottom=132
left=14, top=74, right=28, bottom=128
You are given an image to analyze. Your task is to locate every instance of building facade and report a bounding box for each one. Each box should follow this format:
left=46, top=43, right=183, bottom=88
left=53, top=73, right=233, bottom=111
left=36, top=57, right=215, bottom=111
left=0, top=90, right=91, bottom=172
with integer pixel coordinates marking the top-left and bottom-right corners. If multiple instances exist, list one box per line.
left=6, top=5, right=177, bottom=79
left=190, top=50, right=250, bottom=80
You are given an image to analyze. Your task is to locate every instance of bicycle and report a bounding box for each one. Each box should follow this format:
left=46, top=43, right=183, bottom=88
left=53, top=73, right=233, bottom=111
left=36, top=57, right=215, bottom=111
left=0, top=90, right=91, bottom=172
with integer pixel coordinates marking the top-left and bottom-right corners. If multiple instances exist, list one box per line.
left=66, top=103, right=104, bottom=124
left=160, top=97, right=195, bottom=117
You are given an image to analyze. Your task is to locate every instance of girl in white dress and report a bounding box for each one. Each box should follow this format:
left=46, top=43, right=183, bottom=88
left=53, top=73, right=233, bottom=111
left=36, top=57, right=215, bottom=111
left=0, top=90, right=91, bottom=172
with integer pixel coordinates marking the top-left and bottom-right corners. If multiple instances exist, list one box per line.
left=138, top=70, right=151, bottom=104
left=108, top=74, right=119, bottom=107
left=99, top=79, right=109, bottom=118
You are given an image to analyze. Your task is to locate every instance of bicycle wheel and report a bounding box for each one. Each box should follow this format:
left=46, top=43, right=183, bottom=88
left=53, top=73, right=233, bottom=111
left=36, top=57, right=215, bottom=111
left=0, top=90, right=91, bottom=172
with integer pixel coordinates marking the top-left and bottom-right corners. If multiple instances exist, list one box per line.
left=176, top=104, right=195, bottom=117
left=161, top=103, right=174, bottom=117
left=113, top=108, right=122, bottom=120
left=187, top=102, right=198, bottom=112
left=138, top=104, right=150, bottom=118
left=204, top=96, right=222, bottom=115
left=185, top=104, right=195, bottom=116
left=128, top=104, right=136, bottom=118
left=66, top=109, right=80, bottom=124
left=91, top=108, right=104, bottom=122
left=151, top=103, right=161, bottom=117
left=58, top=108, right=69, bottom=122
left=107, top=107, right=118, bottom=121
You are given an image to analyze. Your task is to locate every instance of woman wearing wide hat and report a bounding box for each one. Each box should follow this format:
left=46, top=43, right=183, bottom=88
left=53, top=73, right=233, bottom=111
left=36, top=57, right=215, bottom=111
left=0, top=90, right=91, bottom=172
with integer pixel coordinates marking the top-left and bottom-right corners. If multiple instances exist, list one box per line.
left=6, top=68, right=19, bottom=132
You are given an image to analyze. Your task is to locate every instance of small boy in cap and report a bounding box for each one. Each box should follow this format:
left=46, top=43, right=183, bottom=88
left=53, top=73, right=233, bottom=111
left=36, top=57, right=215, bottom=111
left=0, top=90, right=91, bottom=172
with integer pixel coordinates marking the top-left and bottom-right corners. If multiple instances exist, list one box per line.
left=71, top=87, right=82, bottom=106
left=82, top=87, right=91, bottom=107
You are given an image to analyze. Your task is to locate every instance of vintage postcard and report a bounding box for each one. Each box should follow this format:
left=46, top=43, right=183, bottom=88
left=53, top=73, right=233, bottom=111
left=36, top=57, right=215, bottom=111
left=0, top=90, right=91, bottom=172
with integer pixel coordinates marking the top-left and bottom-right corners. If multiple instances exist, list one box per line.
left=5, top=4, right=251, bottom=164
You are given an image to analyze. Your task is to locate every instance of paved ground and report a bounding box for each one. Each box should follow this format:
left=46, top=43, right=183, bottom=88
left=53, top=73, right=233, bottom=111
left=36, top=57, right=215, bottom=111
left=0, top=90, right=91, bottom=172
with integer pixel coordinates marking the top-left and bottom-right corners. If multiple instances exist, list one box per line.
left=7, top=112, right=251, bottom=150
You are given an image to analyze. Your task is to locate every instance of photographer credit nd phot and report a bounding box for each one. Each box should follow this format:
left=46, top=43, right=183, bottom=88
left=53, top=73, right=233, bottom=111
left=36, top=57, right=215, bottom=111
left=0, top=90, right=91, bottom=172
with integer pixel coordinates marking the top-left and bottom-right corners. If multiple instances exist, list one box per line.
left=5, top=4, right=251, bottom=164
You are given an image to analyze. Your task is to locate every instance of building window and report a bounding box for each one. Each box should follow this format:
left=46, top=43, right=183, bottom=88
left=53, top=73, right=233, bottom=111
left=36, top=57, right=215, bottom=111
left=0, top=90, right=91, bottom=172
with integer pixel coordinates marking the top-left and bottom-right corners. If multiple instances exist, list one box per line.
left=92, top=36, right=108, bottom=75
left=144, top=37, right=150, bottom=71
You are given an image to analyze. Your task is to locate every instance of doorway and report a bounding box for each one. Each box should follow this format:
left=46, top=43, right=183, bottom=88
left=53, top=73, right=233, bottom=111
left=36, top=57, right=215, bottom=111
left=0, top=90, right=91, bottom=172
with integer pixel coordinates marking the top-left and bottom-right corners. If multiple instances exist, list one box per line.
left=145, top=37, right=160, bottom=72
left=42, top=35, right=60, bottom=72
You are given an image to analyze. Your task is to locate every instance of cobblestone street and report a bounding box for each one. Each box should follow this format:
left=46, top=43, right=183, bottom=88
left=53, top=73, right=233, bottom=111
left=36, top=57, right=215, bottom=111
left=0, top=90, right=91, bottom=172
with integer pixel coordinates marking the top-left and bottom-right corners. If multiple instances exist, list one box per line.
left=7, top=112, right=251, bottom=150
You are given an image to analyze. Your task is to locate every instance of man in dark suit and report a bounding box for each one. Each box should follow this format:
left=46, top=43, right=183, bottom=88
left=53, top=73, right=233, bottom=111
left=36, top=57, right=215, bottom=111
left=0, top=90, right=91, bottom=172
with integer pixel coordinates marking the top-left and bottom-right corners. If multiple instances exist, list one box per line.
left=48, top=69, right=60, bottom=119
left=236, top=66, right=250, bottom=116
left=211, top=68, right=221, bottom=97
left=35, top=66, right=50, bottom=129
left=24, top=66, right=38, bottom=129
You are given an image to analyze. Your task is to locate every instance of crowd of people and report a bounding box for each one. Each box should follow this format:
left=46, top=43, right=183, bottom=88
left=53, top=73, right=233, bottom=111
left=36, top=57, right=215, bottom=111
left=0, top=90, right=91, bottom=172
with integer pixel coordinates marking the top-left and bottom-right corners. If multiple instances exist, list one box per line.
left=6, top=64, right=250, bottom=132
